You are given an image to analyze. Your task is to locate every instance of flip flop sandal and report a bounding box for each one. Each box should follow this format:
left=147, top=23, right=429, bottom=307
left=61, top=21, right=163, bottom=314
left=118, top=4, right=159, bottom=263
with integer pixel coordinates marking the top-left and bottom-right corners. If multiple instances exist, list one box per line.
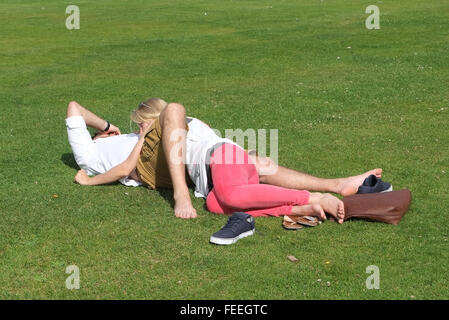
left=282, top=219, right=304, bottom=230
left=299, top=216, right=322, bottom=227
left=285, top=215, right=322, bottom=227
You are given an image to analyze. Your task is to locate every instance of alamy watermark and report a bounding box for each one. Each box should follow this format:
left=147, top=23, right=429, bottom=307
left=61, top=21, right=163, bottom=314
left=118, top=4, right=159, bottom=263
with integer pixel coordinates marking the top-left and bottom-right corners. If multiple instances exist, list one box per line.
left=66, top=5, right=80, bottom=30
left=365, top=5, right=380, bottom=29
left=168, top=127, right=279, bottom=175
left=65, top=264, right=80, bottom=290
left=365, top=265, right=380, bottom=289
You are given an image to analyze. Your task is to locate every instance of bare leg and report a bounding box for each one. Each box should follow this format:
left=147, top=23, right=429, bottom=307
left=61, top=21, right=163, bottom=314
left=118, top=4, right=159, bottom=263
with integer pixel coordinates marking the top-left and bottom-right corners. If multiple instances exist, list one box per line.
left=159, top=103, right=197, bottom=219
left=253, top=155, right=382, bottom=197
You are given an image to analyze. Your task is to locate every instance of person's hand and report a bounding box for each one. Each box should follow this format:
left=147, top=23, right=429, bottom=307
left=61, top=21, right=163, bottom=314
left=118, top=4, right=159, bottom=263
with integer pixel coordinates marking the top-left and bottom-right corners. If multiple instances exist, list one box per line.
left=174, top=198, right=197, bottom=219
left=74, top=169, right=91, bottom=185
left=139, top=126, right=148, bottom=136
left=105, top=123, right=121, bottom=136
left=138, top=120, right=154, bottom=136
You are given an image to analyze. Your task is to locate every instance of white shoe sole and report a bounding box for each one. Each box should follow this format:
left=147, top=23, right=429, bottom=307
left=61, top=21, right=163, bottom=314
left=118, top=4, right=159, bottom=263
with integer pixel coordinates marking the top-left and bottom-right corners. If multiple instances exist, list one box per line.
left=210, top=229, right=255, bottom=245
left=381, top=185, right=393, bottom=193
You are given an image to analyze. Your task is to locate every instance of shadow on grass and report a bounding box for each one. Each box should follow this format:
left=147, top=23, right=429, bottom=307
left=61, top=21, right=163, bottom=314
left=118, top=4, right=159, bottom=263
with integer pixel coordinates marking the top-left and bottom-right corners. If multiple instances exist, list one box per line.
left=153, top=188, right=211, bottom=214
left=155, top=188, right=175, bottom=209
left=61, top=153, right=121, bottom=187
left=61, top=153, right=78, bottom=170
left=60, top=153, right=199, bottom=203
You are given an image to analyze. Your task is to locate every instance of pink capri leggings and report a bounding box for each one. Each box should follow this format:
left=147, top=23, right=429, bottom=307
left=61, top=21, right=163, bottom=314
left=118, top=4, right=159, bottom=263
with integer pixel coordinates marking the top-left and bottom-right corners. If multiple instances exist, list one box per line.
left=205, top=143, right=310, bottom=217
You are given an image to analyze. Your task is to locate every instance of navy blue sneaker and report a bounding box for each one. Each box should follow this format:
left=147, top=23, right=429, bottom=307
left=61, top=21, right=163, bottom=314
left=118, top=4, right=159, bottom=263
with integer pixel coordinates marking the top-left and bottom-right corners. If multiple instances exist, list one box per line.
left=357, top=174, right=392, bottom=194
left=210, top=212, right=255, bottom=245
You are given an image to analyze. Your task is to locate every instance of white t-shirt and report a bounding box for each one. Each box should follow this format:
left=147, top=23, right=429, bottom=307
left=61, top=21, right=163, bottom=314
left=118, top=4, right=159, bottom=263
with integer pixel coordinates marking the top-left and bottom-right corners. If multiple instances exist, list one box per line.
left=185, top=117, right=238, bottom=198
left=66, top=116, right=141, bottom=187
left=92, top=133, right=142, bottom=186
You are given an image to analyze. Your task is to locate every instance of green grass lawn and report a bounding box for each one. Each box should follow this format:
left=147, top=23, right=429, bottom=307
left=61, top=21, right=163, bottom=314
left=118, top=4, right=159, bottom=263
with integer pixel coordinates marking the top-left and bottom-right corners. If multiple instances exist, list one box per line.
left=0, top=0, right=448, bottom=299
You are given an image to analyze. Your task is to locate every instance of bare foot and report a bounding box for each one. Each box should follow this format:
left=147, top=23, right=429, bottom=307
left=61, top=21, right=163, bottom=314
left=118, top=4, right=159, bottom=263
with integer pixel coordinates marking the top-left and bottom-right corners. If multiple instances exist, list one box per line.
left=308, top=193, right=345, bottom=224
left=338, top=168, right=382, bottom=197
left=174, top=196, right=197, bottom=219
left=290, top=204, right=326, bottom=220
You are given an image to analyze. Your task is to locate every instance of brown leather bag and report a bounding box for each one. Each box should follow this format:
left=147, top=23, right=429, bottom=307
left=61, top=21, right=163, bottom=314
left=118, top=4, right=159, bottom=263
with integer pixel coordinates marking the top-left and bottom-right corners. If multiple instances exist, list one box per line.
left=341, top=189, right=412, bottom=225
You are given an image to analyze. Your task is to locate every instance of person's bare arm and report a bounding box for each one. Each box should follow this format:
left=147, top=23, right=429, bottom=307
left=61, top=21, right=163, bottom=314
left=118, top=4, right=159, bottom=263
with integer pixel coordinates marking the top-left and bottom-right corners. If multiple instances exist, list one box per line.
left=74, top=130, right=146, bottom=186
left=159, top=103, right=197, bottom=219
left=67, top=101, right=121, bottom=135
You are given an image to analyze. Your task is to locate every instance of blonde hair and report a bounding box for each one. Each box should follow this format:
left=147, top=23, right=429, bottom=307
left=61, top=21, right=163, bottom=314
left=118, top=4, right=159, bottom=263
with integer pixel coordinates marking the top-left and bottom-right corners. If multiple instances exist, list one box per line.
left=131, top=97, right=168, bottom=124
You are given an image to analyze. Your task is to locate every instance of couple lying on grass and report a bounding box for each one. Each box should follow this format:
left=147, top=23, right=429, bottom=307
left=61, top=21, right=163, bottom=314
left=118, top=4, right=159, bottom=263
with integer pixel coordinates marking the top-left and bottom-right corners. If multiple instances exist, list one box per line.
left=67, top=98, right=383, bottom=224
